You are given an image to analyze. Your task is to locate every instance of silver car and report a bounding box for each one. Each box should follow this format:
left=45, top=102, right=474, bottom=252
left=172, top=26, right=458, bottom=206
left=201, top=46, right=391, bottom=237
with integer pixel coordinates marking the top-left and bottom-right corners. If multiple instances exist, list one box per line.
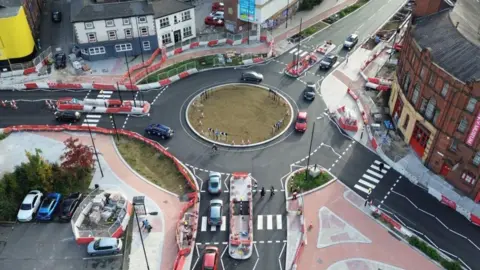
left=208, top=199, right=223, bottom=226
left=87, top=237, right=122, bottom=256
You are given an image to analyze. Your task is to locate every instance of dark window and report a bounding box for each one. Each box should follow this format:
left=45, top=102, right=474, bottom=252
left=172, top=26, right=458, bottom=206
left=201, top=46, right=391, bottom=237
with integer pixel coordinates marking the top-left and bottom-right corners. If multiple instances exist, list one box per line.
left=412, top=84, right=420, bottom=105
left=457, top=117, right=468, bottom=133
left=403, top=73, right=411, bottom=94
left=449, top=138, right=457, bottom=151
left=420, top=98, right=427, bottom=114
left=425, top=98, right=436, bottom=120
left=403, top=114, right=410, bottom=129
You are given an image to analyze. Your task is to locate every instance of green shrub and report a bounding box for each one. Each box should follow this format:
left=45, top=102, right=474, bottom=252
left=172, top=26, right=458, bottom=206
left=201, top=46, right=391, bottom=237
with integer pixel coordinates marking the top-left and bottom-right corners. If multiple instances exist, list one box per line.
left=441, top=260, right=462, bottom=270
left=408, top=236, right=463, bottom=268
left=291, top=169, right=333, bottom=192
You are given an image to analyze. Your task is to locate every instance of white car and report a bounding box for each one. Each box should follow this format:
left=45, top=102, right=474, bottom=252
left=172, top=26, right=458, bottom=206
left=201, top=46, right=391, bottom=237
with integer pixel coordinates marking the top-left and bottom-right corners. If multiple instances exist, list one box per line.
left=17, top=190, right=43, bottom=222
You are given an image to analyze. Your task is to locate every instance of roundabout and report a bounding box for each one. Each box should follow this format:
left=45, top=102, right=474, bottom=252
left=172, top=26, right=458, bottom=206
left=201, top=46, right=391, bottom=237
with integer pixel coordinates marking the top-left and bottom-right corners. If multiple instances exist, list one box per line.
left=186, top=83, right=294, bottom=147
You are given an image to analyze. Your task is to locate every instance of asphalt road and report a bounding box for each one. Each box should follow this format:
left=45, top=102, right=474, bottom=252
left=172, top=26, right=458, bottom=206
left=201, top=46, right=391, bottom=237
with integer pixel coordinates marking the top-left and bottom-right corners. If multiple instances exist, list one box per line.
left=39, top=0, right=75, bottom=52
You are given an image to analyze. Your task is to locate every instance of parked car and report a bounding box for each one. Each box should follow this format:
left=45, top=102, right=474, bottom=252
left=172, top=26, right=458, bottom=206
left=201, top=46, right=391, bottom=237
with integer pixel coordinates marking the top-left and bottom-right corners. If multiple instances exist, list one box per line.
left=207, top=172, right=222, bottom=194
left=36, top=193, right=62, bottom=221
left=288, top=33, right=304, bottom=43
left=205, top=11, right=224, bottom=26
left=208, top=199, right=223, bottom=226
left=303, top=82, right=316, bottom=101
left=54, top=52, right=67, bottom=69
left=17, top=190, right=43, bottom=222
left=87, top=237, right=123, bottom=256
left=202, top=246, right=220, bottom=270
left=319, top=54, right=338, bottom=70
left=59, top=192, right=83, bottom=221
left=343, top=34, right=359, bottom=50
left=55, top=111, right=81, bottom=122
left=324, top=14, right=340, bottom=24
left=295, top=111, right=308, bottom=132
left=145, top=124, right=174, bottom=139
left=51, top=11, right=62, bottom=22
left=241, top=71, right=263, bottom=82
left=211, top=2, right=224, bottom=12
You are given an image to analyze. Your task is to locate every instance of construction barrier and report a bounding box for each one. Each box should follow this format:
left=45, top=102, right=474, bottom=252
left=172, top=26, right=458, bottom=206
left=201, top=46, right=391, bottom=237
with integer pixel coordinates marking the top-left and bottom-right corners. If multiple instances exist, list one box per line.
left=285, top=52, right=319, bottom=77
left=56, top=98, right=151, bottom=115
left=370, top=204, right=413, bottom=238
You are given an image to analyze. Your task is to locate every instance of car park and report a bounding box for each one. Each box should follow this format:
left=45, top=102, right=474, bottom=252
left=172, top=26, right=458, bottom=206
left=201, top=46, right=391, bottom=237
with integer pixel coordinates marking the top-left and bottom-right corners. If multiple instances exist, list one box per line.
left=202, top=246, right=220, bottom=270
left=208, top=199, right=223, bottom=226
left=17, top=190, right=43, bottom=222
left=145, top=124, right=174, bottom=139
left=295, top=112, right=308, bottom=132
left=241, top=71, right=263, bottom=82
left=207, top=172, right=222, bottom=194
left=211, top=2, right=224, bottom=12
left=303, top=82, right=316, bottom=101
left=319, top=54, right=338, bottom=70
left=87, top=237, right=123, bottom=256
left=54, top=52, right=67, bottom=69
left=51, top=11, right=62, bottom=23
left=36, top=193, right=62, bottom=221
left=59, top=192, right=83, bottom=221
left=343, top=34, right=359, bottom=50
left=55, top=111, right=81, bottom=122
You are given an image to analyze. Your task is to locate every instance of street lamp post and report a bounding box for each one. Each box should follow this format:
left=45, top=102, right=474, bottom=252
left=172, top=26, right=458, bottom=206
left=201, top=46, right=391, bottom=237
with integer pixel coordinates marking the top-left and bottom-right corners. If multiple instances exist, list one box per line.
left=304, top=121, right=316, bottom=182
left=110, top=114, right=120, bottom=141
left=292, top=18, right=303, bottom=69
left=247, top=0, right=251, bottom=45
left=123, top=51, right=137, bottom=107
left=86, top=122, right=104, bottom=178
left=285, top=0, right=290, bottom=29
left=132, top=196, right=158, bottom=270
left=116, top=82, right=124, bottom=103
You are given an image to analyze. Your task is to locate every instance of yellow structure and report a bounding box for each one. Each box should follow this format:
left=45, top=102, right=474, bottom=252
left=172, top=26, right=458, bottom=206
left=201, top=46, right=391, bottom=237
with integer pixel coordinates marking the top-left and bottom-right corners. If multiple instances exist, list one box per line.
left=0, top=6, right=35, bottom=61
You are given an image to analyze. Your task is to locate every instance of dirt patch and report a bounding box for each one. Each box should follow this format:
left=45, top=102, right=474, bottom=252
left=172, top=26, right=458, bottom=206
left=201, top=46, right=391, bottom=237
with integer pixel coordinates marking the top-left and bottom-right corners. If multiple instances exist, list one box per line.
left=115, top=136, right=191, bottom=195
left=188, top=84, right=292, bottom=144
left=377, top=63, right=397, bottom=79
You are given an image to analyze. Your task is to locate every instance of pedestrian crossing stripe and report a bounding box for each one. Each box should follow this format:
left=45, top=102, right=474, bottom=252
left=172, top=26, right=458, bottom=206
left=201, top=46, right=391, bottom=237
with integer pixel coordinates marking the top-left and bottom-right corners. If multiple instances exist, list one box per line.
left=354, top=161, right=391, bottom=194
left=199, top=214, right=283, bottom=232
left=374, top=160, right=391, bottom=169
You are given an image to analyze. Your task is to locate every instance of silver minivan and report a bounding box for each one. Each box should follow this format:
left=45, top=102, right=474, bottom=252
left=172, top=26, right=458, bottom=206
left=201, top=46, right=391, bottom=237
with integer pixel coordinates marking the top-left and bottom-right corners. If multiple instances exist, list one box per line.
left=87, top=237, right=122, bottom=256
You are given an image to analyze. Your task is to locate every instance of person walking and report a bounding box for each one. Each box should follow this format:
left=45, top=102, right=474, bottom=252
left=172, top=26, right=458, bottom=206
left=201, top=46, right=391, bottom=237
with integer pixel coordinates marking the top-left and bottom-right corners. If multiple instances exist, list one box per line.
left=379, top=162, right=384, bottom=172
left=260, top=187, right=266, bottom=197
left=270, top=186, right=275, bottom=196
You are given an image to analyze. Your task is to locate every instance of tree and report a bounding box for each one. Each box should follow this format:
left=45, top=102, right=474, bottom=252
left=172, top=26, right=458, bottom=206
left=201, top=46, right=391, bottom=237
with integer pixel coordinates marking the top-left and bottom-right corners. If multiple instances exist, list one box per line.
left=60, top=137, right=94, bottom=170
left=23, top=149, right=54, bottom=192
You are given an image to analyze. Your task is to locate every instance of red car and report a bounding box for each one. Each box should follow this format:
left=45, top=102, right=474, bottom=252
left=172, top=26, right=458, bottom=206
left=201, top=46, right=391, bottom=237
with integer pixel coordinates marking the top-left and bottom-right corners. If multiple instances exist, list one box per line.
left=295, top=111, right=308, bottom=132
left=212, top=2, right=224, bottom=12
left=205, top=11, right=224, bottom=26
left=202, top=246, right=219, bottom=270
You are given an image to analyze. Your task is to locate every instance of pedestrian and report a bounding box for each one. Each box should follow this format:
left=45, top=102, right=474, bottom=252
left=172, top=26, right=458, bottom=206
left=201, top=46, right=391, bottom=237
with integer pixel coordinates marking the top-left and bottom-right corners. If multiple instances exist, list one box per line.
left=270, top=186, right=275, bottom=196
left=260, top=187, right=265, bottom=197
left=379, top=162, right=384, bottom=172
left=345, top=52, right=349, bottom=64
left=292, top=189, right=298, bottom=200
left=142, top=219, right=149, bottom=230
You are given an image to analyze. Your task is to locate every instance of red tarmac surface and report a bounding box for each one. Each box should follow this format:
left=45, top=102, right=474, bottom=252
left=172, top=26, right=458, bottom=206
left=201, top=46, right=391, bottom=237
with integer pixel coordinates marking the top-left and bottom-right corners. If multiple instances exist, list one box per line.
left=298, top=181, right=440, bottom=270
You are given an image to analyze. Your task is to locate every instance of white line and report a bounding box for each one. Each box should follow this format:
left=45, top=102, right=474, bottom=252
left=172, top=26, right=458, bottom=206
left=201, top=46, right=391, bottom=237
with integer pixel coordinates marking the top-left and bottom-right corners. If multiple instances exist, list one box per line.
left=220, top=216, right=226, bottom=231
left=356, top=23, right=365, bottom=31
left=220, top=245, right=228, bottom=270
left=276, top=214, right=282, bottom=230
left=257, top=215, right=263, bottom=230
left=252, top=244, right=260, bottom=270
left=102, top=91, right=113, bottom=94
left=370, top=165, right=388, bottom=174
left=358, top=179, right=376, bottom=189
left=366, top=169, right=383, bottom=179
left=83, top=119, right=99, bottom=123
left=299, top=51, right=308, bottom=57
left=213, top=242, right=219, bottom=245
left=374, top=160, right=391, bottom=169
left=362, top=174, right=380, bottom=183
left=201, top=216, right=207, bottom=232
left=86, top=114, right=102, bottom=118
left=278, top=243, right=286, bottom=270
left=211, top=225, right=216, bottom=231
left=192, top=245, right=200, bottom=269
left=267, top=240, right=273, bottom=243
left=83, top=254, right=122, bottom=260
left=354, top=184, right=370, bottom=194
left=275, top=240, right=281, bottom=243
left=81, top=124, right=97, bottom=127
left=289, top=48, right=299, bottom=54
left=96, top=95, right=111, bottom=98
left=267, top=215, right=273, bottom=230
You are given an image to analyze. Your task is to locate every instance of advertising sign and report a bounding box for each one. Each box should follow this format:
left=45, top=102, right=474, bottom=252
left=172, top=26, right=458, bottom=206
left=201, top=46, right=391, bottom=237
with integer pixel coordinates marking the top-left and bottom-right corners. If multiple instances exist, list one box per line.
left=238, top=0, right=256, bottom=22
left=466, top=112, right=480, bottom=146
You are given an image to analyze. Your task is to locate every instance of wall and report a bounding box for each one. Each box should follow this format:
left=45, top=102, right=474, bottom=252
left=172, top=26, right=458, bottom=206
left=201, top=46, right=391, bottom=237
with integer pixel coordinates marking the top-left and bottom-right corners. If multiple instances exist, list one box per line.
left=22, top=0, right=42, bottom=37
left=155, top=8, right=196, bottom=48
left=0, top=7, right=35, bottom=60
left=74, top=15, right=156, bottom=44
left=77, top=35, right=158, bottom=61
left=413, top=0, right=450, bottom=18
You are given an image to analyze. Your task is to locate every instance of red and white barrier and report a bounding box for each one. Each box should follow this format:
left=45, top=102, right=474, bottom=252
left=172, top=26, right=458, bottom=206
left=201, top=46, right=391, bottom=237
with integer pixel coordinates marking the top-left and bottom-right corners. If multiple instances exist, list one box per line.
left=316, top=40, right=336, bottom=55
left=370, top=204, right=413, bottom=238
left=56, top=98, right=150, bottom=115
left=285, top=52, right=319, bottom=77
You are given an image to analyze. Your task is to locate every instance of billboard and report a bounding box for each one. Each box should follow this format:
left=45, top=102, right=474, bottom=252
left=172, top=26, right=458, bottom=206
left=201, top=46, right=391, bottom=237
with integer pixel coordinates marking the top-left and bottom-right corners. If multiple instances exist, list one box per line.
left=238, top=0, right=256, bottom=22
left=466, top=112, right=480, bottom=146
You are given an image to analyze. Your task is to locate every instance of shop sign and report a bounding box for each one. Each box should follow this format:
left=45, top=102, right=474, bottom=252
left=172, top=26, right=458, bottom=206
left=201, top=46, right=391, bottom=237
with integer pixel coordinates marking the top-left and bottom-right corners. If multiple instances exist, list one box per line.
left=466, top=112, right=480, bottom=146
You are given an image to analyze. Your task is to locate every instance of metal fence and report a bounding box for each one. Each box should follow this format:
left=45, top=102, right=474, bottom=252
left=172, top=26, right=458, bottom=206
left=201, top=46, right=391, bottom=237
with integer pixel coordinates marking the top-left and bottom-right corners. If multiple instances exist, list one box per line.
left=9, top=46, right=52, bottom=71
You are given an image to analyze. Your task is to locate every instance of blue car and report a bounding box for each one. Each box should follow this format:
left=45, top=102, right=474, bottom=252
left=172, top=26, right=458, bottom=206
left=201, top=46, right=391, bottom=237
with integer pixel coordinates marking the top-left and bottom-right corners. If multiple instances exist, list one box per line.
left=36, top=193, right=62, bottom=221
left=145, top=124, right=174, bottom=139
left=207, top=172, right=222, bottom=194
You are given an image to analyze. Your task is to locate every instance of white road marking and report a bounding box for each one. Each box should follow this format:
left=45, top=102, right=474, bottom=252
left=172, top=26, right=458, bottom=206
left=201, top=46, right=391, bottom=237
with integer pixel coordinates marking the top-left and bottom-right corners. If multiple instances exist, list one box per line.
left=354, top=184, right=370, bottom=194
left=211, top=225, right=216, bottom=231
left=366, top=169, right=383, bottom=179
left=220, top=216, right=226, bottom=231
left=86, top=114, right=102, bottom=118
left=299, top=51, right=308, bottom=57
left=201, top=216, right=207, bottom=232
left=289, top=48, right=299, bottom=54
left=83, top=119, right=99, bottom=123
left=362, top=174, right=380, bottom=183
left=267, top=215, right=273, bottom=230
left=371, top=165, right=388, bottom=174
left=276, top=215, right=282, bottom=230
left=374, top=160, right=391, bottom=169
left=257, top=215, right=263, bottom=230
left=358, top=179, right=376, bottom=188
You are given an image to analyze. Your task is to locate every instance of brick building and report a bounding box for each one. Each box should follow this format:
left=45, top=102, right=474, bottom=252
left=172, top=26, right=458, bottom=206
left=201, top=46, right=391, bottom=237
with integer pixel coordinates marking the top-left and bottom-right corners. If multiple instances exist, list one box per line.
left=388, top=0, right=480, bottom=200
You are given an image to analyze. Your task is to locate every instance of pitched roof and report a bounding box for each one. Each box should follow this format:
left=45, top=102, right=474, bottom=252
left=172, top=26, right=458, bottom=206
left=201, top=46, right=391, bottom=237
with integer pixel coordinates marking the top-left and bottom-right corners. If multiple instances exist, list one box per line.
left=412, top=0, right=480, bottom=83
left=151, top=0, right=193, bottom=18
left=0, top=5, right=20, bottom=18
left=0, top=0, right=22, bottom=6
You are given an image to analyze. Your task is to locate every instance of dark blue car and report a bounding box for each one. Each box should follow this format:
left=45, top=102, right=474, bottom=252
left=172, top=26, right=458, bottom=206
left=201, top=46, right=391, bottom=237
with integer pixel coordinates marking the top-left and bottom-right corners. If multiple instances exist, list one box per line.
left=36, top=193, right=62, bottom=221
left=145, top=124, right=174, bottom=139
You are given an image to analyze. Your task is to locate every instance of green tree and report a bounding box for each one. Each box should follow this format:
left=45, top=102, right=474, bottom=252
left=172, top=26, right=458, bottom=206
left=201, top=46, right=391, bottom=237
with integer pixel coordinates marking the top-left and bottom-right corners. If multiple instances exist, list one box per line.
left=22, top=149, right=54, bottom=192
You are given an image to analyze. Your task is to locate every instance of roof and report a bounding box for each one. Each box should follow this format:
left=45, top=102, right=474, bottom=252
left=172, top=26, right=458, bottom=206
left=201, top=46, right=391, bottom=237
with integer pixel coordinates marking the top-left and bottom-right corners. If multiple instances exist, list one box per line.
left=412, top=1, right=480, bottom=82
left=0, top=5, right=20, bottom=18
left=298, top=111, right=307, bottom=118
left=71, top=0, right=193, bottom=23
left=0, top=0, right=21, bottom=6
left=203, top=252, right=215, bottom=267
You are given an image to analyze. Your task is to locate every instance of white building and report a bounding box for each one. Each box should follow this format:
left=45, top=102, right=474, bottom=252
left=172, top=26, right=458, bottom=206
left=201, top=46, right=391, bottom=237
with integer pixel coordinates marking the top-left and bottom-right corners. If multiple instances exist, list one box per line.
left=153, top=2, right=196, bottom=48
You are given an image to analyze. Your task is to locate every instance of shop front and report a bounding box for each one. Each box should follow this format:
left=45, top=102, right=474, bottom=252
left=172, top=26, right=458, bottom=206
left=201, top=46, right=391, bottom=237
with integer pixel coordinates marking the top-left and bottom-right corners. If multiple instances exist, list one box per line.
left=410, top=121, right=430, bottom=158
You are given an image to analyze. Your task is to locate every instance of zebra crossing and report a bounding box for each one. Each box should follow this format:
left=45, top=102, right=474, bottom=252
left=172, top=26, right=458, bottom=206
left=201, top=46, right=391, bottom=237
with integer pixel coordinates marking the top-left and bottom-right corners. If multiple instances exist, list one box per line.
left=354, top=160, right=391, bottom=194
left=200, top=214, right=283, bottom=232
left=289, top=47, right=309, bottom=57
left=81, top=91, right=113, bottom=127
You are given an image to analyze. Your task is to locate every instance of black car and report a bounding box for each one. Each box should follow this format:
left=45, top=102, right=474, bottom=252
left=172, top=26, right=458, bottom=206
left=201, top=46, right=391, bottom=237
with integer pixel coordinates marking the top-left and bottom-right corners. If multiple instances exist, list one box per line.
left=145, top=124, right=174, bottom=139
left=343, top=34, right=359, bottom=50
left=303, top=82, right=316, bottom=101
left=288, top=33, right=304, bottom=43
left=319, top=54, right=338, bottom=70
left=55, top=111, right=81, bottom=122
left=54, top=53, right=67, bottom=69
left=52, top=11, right=62, bottom=23
left=241, top=71, right=263, bottom=82
left=59, top=192, right=83, bottom=221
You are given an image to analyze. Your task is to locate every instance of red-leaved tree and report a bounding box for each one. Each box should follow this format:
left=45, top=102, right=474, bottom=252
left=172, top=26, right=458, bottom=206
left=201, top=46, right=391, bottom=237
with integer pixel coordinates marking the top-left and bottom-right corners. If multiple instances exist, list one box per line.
left=60, top=137, right=94, bottom=170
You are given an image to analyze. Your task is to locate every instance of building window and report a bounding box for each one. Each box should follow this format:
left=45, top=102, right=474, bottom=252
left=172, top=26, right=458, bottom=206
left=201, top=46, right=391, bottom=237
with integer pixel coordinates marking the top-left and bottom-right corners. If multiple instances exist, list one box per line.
left=87, top=33, right=97, bottom=42
left=138, top=16, right=147, bottom=23
left=433, top=109, right=440, bottom=124
left=428, top=73, right=436, bottom=87
left=162, top=33, right=172, bottom=44
left=88, top=46, right=106, bottom=55
left=466, top=97, right=477, bottom=113
left=174, top=15, right=178, bottom=24
left=420, top=66, right=426, bottom=79
left=457, top=117, right=468, bottom=133
left=425, top=98, right=436, bottom=120
left=142, top=41, right=151, bottom=51
left=420, top=98, right=427, bottom=114
left=115, top=43, right=132, bottom=52
left=84, top=22, right=94, bottom=29
left=441, top=82, right=449, bottom=97
left=105, top=20, right=115, bottom=27
left=403, top=114, right=410, bottom=129
left=182, top=10, right=191, bottom=21
left=403, top=73, right=411, bottom=94
left=449, top=138, right=457, bottom=151
left=412, top=83, right=420, bottom=105
left=124, top=28, right=132, bottom=38
left=473, top=152, right=480, bottom=166
left=159, top=17, right=169, bottom=28
left=461, top=171, right=476, bottom=185
left=123, top=18, right=131, bottom=25
left=107, top=30, right=117, bottom=40
left=139, top=27, right=148, bottom=36
left=183, top=26, right=192, bottom=38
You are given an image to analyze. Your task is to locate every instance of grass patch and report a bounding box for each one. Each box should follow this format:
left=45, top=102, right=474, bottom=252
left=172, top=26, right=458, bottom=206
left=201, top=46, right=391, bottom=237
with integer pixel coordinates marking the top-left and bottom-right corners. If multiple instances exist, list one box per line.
left=115, top=136, right=191, bottom=195
left=290, top=169, right=333, bottom=192
left=0, top=133, right=8, bottom=141
left=188, top=85, right=291, bottom=144
left=408, top=237, right=462, bottom=270
left=301, top=21, right=329, bottom=37
left=323, top=0, right=370, bottom=23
